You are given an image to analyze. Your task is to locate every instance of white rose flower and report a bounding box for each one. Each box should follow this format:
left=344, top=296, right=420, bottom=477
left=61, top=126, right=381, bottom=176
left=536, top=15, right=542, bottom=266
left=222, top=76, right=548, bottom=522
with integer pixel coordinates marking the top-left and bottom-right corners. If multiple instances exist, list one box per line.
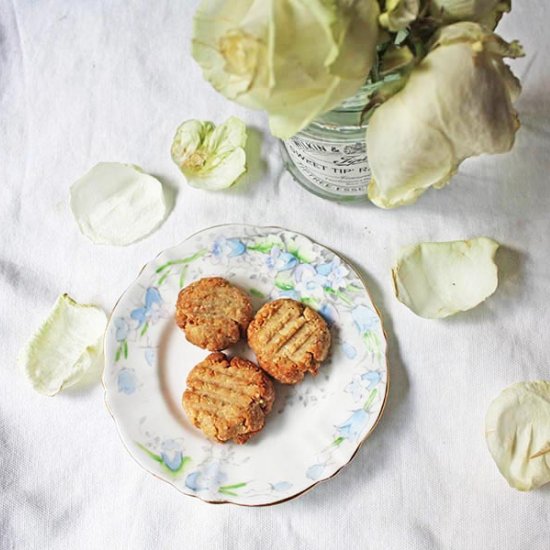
left=367, top=22, right=523, bottom=209
left=171, top=117, right=247, bottom=190
left=192, top=0, right=380, bottom=139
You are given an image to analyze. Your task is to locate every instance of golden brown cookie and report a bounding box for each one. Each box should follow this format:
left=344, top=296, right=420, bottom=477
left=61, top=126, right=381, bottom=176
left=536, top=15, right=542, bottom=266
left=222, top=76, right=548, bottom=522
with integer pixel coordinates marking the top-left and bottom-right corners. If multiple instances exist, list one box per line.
left=175, top=277, right=253, bottom=351
left=182, top=352, right=275, bottom=444
left=247, top=298, right=331, bottom=384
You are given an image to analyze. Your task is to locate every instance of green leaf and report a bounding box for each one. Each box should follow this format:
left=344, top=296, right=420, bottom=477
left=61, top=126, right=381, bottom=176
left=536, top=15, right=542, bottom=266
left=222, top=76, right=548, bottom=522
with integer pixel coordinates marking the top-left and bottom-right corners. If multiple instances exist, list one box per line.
left=155, top=249, right=207, bottom=273
left=363, top=331, right=381, bottom=354
left=332, top=436, right=345, bottom=447
left=218, top=488, right=238, bottom=496
left=136, top=442, right=163, bottom=464
left=247, top=243, right=275, bottom=254
left=123, top=340, right=128, bottom=359
left=275, top=281, right=294, bottom=291
left=157, top=269, right=172, bottom=286
left=324, top=286, right=353, bottom=305
left=140, top=322, right=149, bottom=337
left=296, top=253, right=310, bottom=263
left=346, top=284, right=363, bottom=293
left=115, top=346, right=121, bottom=363
left=219, top=482, right=247, bottom=490
left=335, top=291, right=353, bottom=306
left=249, top=288, right=265, bottom=298
left=136, top=443, right=191, bottom=476
left=285, top=242, right=312, bottom=264
left=218, top=482, right=247, bottom=496
left=363, top=389, right=378, bottom=412
left=163, top=455, right=191, bottom=475
left=300, top=296, right=319, bottom=308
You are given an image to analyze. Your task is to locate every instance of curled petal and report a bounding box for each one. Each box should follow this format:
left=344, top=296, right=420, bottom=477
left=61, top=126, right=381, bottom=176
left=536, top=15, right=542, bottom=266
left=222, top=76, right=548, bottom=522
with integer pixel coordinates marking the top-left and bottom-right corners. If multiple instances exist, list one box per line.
left=367, top=22, right=523, bottom=209
left=19, top=294, right=107, bottom=395
left=486, top=381, right=550, bottom=491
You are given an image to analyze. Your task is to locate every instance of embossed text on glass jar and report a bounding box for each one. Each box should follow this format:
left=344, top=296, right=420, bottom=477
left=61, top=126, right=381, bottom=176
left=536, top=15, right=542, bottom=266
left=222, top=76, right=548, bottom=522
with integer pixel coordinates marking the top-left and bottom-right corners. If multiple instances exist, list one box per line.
left=280, top=84, right=375, bottom=202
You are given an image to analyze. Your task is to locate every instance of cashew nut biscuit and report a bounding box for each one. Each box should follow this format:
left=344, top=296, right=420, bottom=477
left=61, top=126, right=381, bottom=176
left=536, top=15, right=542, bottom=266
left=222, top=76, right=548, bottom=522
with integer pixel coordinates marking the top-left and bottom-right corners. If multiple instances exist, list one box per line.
left=182, top=352, right=275, bottom=444
left=247, top=298, right=331, bottom=384
left=176, top=277, right=253, bottom=351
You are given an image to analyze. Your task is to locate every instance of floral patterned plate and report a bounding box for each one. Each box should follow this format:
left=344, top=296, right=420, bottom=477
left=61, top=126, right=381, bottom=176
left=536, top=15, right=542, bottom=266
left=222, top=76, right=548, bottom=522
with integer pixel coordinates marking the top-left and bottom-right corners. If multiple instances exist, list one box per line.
left=103, top=224, right=388, bottom=506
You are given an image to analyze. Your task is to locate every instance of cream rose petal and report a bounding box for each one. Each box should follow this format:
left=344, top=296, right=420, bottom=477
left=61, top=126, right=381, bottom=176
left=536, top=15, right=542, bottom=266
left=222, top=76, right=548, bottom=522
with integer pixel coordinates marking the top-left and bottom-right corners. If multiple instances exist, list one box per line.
left=379, top=0, right=420, bottom=32
left=70, top=163, right=168, bottom=246
left=431, top=0, right=511, bottom=28
left=367, top=22, right=522, bottom=209
left=392, top=237, right=499, bottom=319
left=192, top=0, right=379, bottom=139
left=486, top=381, right=550, bottom=491
left=19, top=294, right=107, bottom=396
left=171, top=117, right=247, bottom=190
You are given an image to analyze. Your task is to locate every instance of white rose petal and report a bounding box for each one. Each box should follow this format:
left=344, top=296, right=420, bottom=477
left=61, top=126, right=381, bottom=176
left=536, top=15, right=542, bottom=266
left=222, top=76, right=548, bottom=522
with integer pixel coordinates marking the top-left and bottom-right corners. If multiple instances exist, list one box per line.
left=486, top=381, right=550, bottom=491
left=367, top=22, right=522, bottom=209
left=19, top=294, right=107, bottom=396
left=392, top=237, right=499, bottom=319
left=70, top=163, right=168, bottom=246
left=171, top=117, right=247, bottom=190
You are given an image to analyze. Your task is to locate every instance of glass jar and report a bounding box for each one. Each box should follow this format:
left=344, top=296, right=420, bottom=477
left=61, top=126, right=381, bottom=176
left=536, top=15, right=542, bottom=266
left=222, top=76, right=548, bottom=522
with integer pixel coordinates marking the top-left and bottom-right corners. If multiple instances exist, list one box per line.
left=280, top=84, right=376, bottom=202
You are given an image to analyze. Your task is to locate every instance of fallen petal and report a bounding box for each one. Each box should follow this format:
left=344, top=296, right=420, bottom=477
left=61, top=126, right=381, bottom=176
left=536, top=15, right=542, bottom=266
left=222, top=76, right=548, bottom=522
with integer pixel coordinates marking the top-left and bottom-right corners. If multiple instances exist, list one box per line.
left=486, top=381, right=550, bottom=491
left=19, top=294, right=107, bottom=396
left=70, top=163, right=168, bottom=246
left=392, top=237, right=499, bottom=318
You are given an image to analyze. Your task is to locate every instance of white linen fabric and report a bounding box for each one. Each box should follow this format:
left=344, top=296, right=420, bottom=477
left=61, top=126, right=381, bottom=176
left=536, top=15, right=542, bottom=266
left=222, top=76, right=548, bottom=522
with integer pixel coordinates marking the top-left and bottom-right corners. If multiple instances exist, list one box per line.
left=1, top=1, right=549, bottom=548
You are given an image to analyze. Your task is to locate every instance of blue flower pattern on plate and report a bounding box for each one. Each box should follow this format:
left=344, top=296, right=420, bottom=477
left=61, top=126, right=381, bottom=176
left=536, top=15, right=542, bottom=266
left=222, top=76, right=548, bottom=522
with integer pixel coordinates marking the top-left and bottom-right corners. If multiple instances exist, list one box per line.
left=186, top=462, right=228, bottom=493
left=319, top=303, right=338, bottom=325
left=271, top=481, right=292, bottom=492
left=117, top=368, right=137, bottom=395
left=316, top=257, right=349, bottom=291
left=352, top=305, right=379, bottom=334
left=278, top=289, right=300, bottom=301
left=131, top=287, right=166, bottom=328
left=335, top=409, right=370, bottom=443
left=342, top=342, right=357, bottom=359
left=212, top=237, right=246, bottom=262
left=266, top=247, right=298, bottom=271
left=306, top=463, right=328, bottom=481
left=160, top=439, right=185, bottom=472
left=144, top=348, right=156, bottom=366
left=114, top=317, right=129, bottom=341
left=345, top=372, right=382, bottom=402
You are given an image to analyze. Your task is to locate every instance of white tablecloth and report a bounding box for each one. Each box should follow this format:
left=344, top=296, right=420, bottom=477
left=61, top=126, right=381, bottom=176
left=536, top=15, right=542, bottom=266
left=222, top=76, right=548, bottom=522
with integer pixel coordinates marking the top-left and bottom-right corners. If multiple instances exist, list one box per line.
left=2, top=1, right=549, bottom=548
